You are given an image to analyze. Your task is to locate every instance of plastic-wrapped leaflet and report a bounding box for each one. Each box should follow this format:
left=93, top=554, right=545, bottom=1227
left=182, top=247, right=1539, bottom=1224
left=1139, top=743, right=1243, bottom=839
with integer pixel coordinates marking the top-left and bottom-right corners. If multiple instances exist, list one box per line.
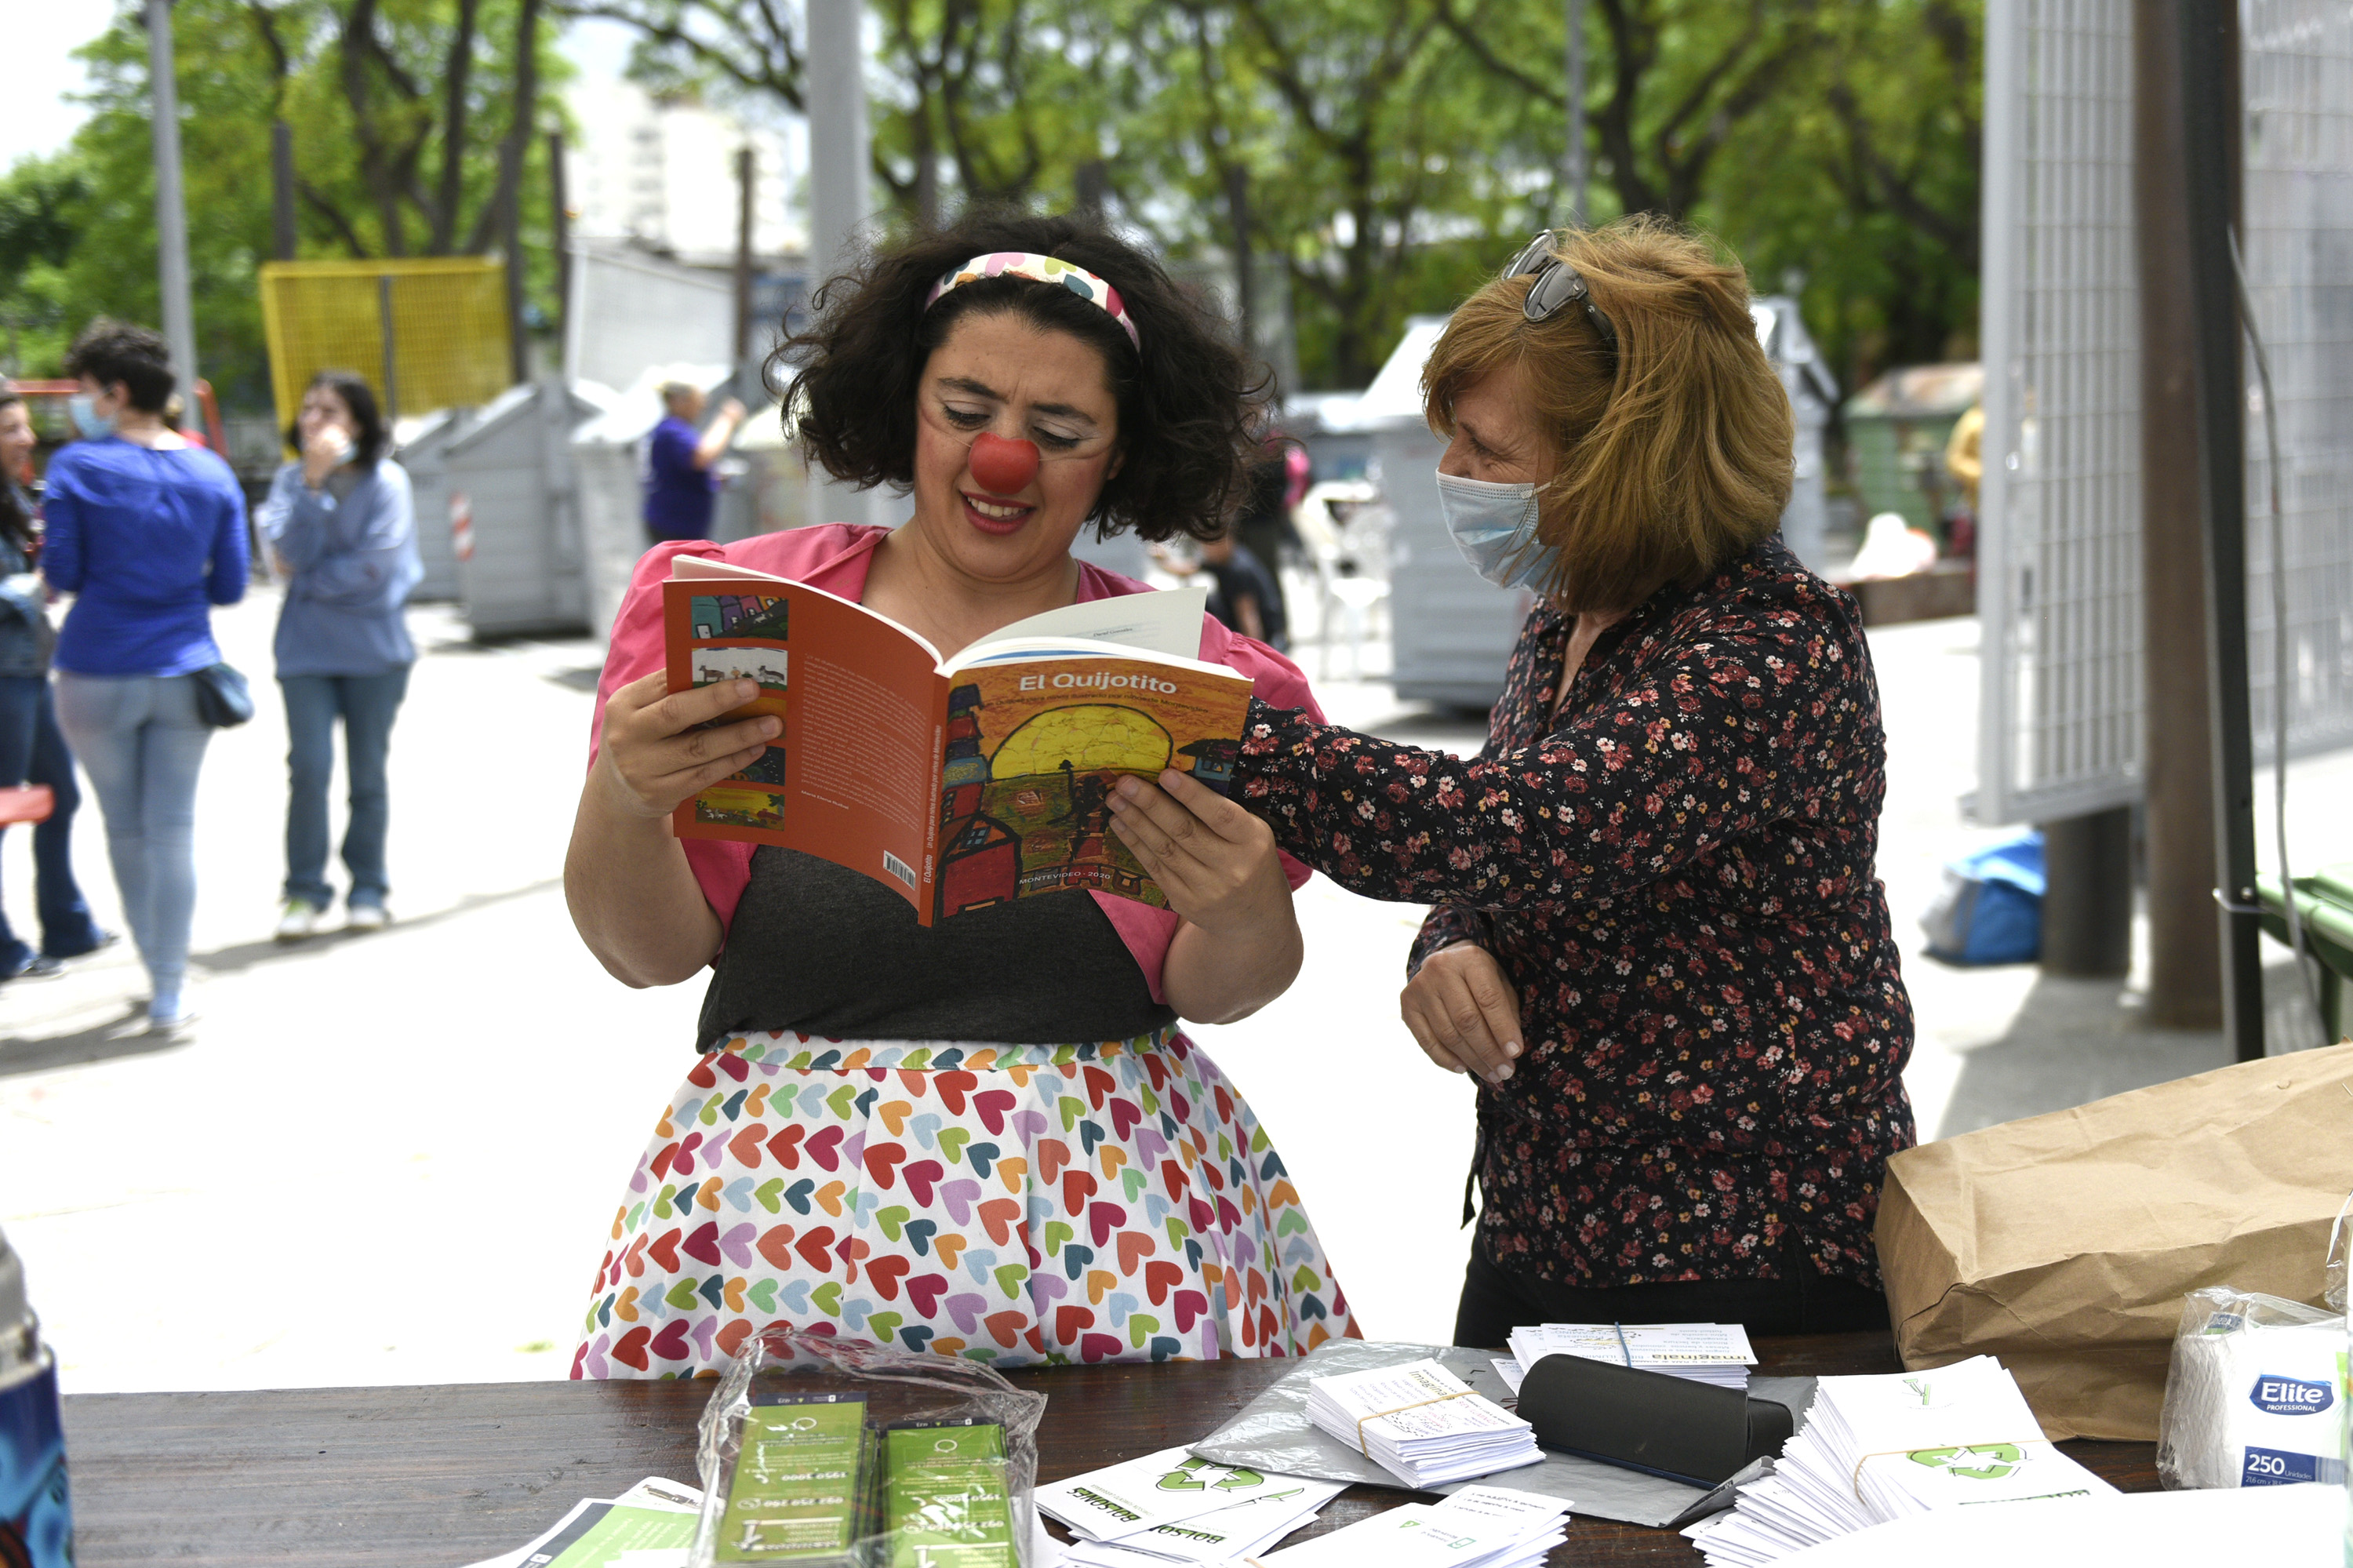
left=883, top=1421, right=1017, bottom=1568
left=689, top=1327, right=1045, bottom=1568
left=2157, top=1288, right=2348, bottom=1490
left=713, top=1394, right=868, bottom=1563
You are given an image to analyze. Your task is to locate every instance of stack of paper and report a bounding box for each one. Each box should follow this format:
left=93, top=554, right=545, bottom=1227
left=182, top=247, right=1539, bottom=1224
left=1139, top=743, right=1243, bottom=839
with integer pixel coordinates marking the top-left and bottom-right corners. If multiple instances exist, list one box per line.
left=1038, top=1447, right=1344, bottom=1564
left=1501, top=1322, right=1757, bottom=1392
left=457, top=1476, right=701, bottom=1568
left=1682, top=1355, right=2118, bottom=1566
left=1303, top=1359, right=1541, bottom=1488
left=1252, top=1485, right=1571, bottom=1567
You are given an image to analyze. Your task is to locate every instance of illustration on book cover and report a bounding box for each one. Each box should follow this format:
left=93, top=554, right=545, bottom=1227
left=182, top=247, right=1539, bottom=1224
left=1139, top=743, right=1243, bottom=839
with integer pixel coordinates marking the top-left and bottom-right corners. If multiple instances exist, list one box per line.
left=688, top=591, right=790, bottom=830
left=936, top=664, right=1243, bottom=920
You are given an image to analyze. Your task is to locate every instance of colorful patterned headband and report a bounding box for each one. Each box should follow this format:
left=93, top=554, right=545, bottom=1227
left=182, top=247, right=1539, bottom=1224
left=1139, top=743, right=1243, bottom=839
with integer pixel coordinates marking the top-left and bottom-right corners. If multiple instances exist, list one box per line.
left=922, top=252, right=1140, bottom=351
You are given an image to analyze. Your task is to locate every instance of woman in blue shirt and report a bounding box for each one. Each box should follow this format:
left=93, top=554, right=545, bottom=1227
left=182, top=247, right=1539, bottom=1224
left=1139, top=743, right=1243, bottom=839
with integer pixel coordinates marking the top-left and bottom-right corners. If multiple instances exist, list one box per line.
left=257, top=369, right=421, bottom=939
left=43, top=320, right=249, bottom=1034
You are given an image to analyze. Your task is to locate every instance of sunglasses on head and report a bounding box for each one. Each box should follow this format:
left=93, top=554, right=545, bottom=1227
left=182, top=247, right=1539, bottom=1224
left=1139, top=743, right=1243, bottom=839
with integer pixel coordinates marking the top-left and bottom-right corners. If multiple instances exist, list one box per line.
left=1506, top=231, right=1620, bottom=358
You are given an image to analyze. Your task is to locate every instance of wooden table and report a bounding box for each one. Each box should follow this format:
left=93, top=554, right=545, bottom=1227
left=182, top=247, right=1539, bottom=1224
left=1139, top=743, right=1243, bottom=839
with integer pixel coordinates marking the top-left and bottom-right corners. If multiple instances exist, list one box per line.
left=60, top=1333, right=2158, bottom=1565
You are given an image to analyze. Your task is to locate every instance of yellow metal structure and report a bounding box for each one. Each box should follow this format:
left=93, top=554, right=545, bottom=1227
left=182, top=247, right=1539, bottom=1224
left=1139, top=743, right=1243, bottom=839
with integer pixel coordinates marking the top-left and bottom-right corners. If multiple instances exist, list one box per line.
left=258, top=257, right=512, bottom=434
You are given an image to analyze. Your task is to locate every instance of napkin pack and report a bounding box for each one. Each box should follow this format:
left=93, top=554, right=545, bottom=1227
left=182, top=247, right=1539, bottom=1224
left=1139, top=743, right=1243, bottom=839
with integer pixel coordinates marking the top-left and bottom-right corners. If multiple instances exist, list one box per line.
left=2157, top=1287, right=2349, bottom=1490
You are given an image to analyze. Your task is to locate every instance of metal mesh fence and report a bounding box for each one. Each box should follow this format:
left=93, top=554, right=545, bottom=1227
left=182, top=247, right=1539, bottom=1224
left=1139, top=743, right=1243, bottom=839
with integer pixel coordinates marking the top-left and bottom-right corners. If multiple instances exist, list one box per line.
left=1977, top=0, right=2353, bottom=824
left=2242, top=0, right=2353, bottom=764
left=257, top=257, right=512, bottom=437
left=1977, top=0, right=2146, bottom=824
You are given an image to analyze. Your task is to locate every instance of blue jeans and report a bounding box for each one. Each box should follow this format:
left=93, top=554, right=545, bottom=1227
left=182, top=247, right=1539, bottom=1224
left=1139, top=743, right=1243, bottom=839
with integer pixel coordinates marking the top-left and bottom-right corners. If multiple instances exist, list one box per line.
left=52, top=671, right=212, bottom=1002
left=281, top=668, right=410, bottom=909
left=0, top=675, right=104, bottom=969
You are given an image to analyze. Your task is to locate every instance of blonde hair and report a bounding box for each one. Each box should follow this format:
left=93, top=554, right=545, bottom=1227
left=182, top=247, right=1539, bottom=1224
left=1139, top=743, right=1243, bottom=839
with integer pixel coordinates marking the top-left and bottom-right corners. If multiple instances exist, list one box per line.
left=1423, top=216, right=1794, bottom=612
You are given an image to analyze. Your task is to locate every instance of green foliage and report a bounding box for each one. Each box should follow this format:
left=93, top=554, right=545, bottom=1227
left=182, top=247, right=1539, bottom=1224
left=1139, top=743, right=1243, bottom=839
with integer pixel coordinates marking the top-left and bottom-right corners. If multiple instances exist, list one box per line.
left=1705, top=0, right=1981, bottom=390
left=0, top=0, right=567, bottom=412
left=1109, top=0, right=1558, bottom=388
left=2, top=0, right=1980, bottom=407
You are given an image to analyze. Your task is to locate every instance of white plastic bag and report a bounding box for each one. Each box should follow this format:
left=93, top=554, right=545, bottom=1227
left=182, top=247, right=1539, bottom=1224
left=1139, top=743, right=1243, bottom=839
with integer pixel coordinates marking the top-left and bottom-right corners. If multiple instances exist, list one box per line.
left=2155, top=1287, right=2347, bottom=1490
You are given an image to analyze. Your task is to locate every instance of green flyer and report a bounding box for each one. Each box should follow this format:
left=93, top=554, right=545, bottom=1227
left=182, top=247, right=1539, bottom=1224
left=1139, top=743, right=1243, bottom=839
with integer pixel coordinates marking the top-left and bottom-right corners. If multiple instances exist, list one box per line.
left=714, top=1395, right=871, bottom=1563
left=882, top=1422, right=1015, bottom=1568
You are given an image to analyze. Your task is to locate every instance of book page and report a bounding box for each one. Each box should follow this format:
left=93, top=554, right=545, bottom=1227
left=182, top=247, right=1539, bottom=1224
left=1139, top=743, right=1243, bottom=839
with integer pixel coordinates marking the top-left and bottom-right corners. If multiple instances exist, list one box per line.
left=665, top=579, right=943, bottom=915
left=949, top=586, right=1209, bottom=664
left=934, top=655, right=1251, bottom=919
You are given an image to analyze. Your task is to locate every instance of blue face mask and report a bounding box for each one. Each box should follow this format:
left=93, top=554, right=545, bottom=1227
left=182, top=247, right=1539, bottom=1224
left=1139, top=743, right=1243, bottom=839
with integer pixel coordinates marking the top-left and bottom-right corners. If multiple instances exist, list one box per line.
left=67, top=393, right=115, bottom=441
left=1438, top=470, right=1556, bottom=591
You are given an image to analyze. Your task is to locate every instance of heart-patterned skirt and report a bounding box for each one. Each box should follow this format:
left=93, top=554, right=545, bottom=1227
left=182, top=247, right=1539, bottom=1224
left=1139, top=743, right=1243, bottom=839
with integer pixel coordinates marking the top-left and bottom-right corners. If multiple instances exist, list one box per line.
left=571, top=1024, right=1360, bottom=1377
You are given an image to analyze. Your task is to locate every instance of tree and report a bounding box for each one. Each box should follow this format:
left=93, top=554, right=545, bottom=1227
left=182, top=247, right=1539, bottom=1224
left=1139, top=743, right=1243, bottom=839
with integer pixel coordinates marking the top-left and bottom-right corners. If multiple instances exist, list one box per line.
left=1103, top=0, right=1555, bottom=387
left=1705, top=0, right=1980, bottom=387
left=0, top=0, right=565, bottom=403
left=1431, top=0, right=1980, bottom=392
left=1430, top=0, right=1822, bottom=223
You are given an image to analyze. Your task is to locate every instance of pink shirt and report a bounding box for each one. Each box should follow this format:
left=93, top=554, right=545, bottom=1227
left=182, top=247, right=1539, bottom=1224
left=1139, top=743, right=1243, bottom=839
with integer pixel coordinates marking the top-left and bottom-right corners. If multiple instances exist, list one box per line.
left=592, top=523, right=1324, bottom=1002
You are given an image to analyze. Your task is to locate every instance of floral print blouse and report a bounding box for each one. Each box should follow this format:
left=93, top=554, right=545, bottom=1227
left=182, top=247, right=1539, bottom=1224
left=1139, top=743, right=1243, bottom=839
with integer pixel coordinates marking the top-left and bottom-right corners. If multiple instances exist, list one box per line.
left=1235, top=538, right=1915, bottom=1290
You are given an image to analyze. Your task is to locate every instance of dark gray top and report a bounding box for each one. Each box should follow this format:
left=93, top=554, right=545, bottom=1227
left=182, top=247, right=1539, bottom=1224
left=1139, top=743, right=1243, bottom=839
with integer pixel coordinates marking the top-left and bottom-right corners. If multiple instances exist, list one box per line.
left=696, top=846, right=1177, bottom=1050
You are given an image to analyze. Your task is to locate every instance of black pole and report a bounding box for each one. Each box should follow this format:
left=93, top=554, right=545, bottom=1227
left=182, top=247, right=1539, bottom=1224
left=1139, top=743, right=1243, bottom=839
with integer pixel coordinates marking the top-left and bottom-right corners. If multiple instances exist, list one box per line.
left=733, top=144, right=755, bottom=368
left=547, top=129, right=569, bottom=373
left=2177, top=0, right=2264, bottom=1060
left=377, top=273, right=399, bottom=424
left=270, top=119, right=297, bottom=261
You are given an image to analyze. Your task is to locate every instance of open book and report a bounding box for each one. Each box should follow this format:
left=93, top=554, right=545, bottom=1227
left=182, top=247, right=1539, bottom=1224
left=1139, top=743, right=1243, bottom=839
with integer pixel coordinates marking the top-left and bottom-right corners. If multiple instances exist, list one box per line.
left=663, top=557, right=1253, bottom=926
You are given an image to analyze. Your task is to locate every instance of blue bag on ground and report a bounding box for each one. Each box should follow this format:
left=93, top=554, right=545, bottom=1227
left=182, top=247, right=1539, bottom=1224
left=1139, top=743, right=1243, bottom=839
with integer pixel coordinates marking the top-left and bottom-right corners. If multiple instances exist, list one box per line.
left=1921, top=830, right=2044, bottom=965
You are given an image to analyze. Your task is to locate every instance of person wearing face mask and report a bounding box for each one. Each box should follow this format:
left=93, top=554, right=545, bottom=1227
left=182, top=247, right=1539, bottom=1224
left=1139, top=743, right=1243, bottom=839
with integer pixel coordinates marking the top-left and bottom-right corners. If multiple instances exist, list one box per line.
left=0, top=391, right=109, bottom=980
left=560, top=211, right=1358, bottom=1377
left=42, top=320, right=249, bottom=1035
left=256, top=369, right=423, bottom=940
left=1112, top=218, right=1915, bottom=1344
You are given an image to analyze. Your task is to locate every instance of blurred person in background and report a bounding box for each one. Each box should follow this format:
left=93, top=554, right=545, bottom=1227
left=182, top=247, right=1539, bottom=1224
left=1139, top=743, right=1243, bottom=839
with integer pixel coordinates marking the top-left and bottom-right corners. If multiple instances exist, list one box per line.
left=641, top=381, right=747, bottom=548
left=1227, top=434, right=1300, bottom=632
left=258, top=369, right=421, bottom=940
left=1196, top=528, right=1287, bottom=651
left=42, top=320, right=249, bottom=1035
left=0, top=391, right=107, bottom=980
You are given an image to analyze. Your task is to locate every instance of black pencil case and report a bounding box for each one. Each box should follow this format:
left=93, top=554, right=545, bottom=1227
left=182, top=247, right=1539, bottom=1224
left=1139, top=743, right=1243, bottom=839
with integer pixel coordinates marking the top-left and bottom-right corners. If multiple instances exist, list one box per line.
left=1515, top=1353, right=1798, bottom=1488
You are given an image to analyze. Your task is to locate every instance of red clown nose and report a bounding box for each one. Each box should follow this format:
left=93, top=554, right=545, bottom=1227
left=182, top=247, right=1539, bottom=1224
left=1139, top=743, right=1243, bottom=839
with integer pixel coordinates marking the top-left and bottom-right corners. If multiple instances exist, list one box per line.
left=968, top=432, right=1041, bottom=496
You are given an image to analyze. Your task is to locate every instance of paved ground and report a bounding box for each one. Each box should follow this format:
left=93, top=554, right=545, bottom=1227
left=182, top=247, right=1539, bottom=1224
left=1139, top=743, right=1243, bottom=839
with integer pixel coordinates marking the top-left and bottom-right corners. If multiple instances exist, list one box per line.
left=1, top=588, right=2337, bottom=1393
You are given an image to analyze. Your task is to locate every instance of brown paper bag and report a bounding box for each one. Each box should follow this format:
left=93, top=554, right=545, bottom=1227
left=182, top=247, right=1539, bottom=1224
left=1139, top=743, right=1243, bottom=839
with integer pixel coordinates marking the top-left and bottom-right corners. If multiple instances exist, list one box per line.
left=1876, top=1042, right=2353, bottom=1441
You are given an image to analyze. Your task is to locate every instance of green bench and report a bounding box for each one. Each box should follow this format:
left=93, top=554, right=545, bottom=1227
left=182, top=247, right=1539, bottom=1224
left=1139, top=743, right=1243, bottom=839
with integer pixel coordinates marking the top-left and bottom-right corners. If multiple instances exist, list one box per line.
left=2257, top=864, right=2353, bottom=1043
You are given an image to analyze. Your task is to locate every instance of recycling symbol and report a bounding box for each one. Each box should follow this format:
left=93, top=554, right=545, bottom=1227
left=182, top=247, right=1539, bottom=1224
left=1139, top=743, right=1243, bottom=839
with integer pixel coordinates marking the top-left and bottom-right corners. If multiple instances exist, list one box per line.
left=1158, top=1458, right=1264, bottom=1492
left=1907, top=1442, right=2024, bottom=1480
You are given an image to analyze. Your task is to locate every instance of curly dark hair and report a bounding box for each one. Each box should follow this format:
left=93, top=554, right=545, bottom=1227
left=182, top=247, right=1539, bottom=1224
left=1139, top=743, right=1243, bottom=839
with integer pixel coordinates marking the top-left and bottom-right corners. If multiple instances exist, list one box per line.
left=64, top=318, right=174, bottom=413
left=773, top=209, right=1267, bottom=543
left=284, top=369, right=390, bottom=469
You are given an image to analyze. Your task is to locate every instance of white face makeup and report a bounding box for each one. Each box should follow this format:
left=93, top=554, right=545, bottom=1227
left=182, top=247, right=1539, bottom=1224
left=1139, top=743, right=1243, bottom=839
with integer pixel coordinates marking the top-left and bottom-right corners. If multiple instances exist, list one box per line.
left=906, top=311, right=1123, bottom=586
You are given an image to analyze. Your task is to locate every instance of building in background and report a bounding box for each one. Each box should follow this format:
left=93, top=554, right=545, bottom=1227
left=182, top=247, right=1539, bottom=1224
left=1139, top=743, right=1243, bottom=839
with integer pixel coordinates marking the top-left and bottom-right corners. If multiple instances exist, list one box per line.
left=562, top=80, right=805, bottom=264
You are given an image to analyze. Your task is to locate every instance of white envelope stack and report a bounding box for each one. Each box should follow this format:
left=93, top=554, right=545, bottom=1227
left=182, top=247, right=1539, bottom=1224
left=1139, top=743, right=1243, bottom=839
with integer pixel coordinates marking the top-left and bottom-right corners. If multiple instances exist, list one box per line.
left=1302, top=1359, right=1542, bottom=1489
left=1504, top=1322, right=1757, bottom=1392
left=1252, top=1486, right=1572, bottom=1568
left=1682, top=1355, right=2118, bottom=1566
left=1036, top=1446, right=1346, bottom=1566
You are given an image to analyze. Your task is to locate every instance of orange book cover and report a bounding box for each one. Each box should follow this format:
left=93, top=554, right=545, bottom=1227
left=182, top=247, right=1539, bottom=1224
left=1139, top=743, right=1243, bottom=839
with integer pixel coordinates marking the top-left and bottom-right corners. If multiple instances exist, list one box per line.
left=663, top=569, right=1250, bottom=926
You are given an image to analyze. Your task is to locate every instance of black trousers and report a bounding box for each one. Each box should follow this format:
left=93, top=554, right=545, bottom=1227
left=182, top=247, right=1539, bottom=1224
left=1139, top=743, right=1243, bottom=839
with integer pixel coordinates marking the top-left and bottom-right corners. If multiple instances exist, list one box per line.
left=1452, top=1239, right=1890, bottom=1350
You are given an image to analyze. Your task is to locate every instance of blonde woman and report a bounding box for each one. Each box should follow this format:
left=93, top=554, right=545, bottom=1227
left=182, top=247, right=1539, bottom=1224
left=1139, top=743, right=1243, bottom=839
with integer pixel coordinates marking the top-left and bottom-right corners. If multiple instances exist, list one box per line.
left=1116, top=219, right=1916, bottom=1342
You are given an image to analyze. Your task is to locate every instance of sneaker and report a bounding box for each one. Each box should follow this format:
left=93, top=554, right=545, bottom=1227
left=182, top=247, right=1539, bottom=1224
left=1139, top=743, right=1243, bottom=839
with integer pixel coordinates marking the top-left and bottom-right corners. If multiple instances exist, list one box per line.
left=345, top=903, right=391, bottom=933
left=275, top=899, right=325, bottom=941
left=1, top=953, right=63, bottom=982
left=43, top=930, right=120, bottom=962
